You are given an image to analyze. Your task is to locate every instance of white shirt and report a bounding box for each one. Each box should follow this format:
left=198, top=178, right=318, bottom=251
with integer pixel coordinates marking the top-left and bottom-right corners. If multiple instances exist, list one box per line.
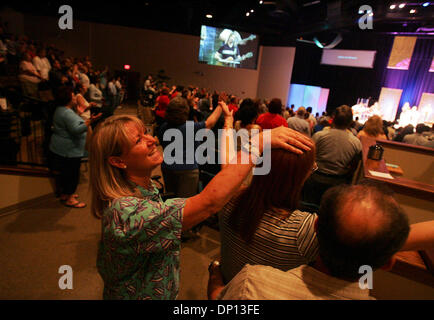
left=79, top=72, right=90, bottom=88
left=218, top=264, right=374, bottom=300
left=108, top=81, right=117, bottom=96
left=32, top=56, right=51, bottom=80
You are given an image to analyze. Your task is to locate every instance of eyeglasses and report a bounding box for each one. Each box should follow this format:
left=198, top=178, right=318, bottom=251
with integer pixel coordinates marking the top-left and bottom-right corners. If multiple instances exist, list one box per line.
left=312, top=163, right=318, bottom=173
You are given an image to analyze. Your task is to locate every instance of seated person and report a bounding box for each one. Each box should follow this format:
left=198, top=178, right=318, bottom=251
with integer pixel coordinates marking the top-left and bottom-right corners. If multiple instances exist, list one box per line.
left=357, top=115, right=387, bottom=140
left=302, top=105, right=362, bottom=207
left=403, top=124, right=434, bottom=148
left=210, top=183, right=416, bottom=300
left=219, top=145, right=318, bottom=283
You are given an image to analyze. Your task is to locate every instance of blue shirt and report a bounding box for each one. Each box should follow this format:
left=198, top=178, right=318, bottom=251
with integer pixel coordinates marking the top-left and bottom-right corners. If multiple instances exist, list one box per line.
left=49, top=106, right=87, bottom=158
left=158, top=121, right=206, bottom=171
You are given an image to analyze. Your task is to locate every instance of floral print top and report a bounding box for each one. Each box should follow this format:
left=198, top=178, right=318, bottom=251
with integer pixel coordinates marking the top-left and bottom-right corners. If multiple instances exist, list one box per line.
left=97, top=182, right=186, bottom=300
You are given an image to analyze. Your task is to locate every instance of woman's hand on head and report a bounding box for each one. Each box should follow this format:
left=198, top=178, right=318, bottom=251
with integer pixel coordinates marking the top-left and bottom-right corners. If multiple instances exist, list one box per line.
left=268, top=126, right=314, bottom=155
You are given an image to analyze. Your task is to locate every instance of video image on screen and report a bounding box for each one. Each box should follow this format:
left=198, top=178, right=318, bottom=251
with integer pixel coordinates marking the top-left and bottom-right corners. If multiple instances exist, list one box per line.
left=198, top=25, right=259, bottom=70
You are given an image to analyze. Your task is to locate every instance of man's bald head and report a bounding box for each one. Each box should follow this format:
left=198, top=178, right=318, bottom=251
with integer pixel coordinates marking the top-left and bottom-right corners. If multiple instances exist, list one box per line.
left=317, top=184, right=410, bottom=281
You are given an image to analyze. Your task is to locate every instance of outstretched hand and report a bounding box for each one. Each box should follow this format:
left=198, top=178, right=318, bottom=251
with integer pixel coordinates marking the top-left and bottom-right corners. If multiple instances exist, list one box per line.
left=268, top=126, right=314, bottom=155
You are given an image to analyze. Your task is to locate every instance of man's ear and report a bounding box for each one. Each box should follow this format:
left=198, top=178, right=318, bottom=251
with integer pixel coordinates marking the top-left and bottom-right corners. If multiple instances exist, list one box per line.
left=108, top=156, right=126, bottom=169
left=380, top=255, right=397, bottom=272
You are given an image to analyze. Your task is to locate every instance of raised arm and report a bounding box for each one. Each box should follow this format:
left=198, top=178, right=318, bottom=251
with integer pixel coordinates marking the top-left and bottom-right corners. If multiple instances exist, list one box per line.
left=182, top=102, right=313, bottom=231
left=205, top=105, right=223, bottom=129
left=400, top=220, right=434, bottom=252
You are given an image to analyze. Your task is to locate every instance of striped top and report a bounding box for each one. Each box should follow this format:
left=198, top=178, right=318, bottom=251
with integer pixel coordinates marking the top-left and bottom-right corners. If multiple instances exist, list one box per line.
left=219, top=197, right=319, bottom=283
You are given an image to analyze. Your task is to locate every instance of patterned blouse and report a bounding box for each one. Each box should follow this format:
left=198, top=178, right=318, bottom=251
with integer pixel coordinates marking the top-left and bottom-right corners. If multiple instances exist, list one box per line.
left=97, top=182, right=186, bottom=300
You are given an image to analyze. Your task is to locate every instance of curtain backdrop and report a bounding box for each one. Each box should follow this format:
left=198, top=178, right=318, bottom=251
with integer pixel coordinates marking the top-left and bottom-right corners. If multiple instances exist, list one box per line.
left=291, top=34, right=433, bottom=118
left=382, top=38, right=434, bottom=115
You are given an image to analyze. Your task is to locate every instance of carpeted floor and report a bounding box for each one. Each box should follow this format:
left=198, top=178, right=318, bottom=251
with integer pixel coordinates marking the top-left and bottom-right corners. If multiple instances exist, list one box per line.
left=0, top=104, right=220, bottom=300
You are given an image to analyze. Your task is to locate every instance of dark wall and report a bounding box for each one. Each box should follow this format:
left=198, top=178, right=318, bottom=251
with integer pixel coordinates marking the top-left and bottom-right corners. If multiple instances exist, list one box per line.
left=291, top=33, right=394, bottom=112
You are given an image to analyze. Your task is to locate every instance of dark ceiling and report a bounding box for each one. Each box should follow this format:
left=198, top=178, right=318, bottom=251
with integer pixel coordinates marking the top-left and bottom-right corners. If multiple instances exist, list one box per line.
left=4, top=1, right=434, bottom=45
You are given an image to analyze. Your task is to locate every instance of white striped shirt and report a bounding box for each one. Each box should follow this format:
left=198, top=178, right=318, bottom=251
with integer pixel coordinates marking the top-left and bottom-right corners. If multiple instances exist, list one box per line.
left=219, top=197, right=319, bottom=283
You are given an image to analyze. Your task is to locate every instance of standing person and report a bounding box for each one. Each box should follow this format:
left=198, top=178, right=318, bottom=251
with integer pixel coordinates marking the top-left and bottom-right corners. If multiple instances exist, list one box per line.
left=256, top=98, right=288, bottom=130
left=49, top=86, right=98, bottom=208
left=115, top=76, right=123, bottom=108
left=18, top=52, right=41, bottom=97
left=227, top=96, right=239, bottom=114
left=89, top=102, right=313, bottom=300
left=158, top=97, right=223, bottom=198
left=33, top=48, right=51, bottom=81
left=107, top=77, right=117, bottom=116
left=154, top=87, right=170, bottom=127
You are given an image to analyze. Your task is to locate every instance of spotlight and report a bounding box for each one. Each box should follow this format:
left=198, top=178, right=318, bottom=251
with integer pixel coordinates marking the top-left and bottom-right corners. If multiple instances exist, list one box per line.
left=251, top=9, right=254, bottom=13
left=259, top=0, right=263, bottom=4
left=422, top=2, right=430, bottom=7
left=410, top=9, right=416, bottom=13
left=206, top=14, right=213, bottom=19
left=399, top=3, right=406, bottom=8
left=246, top=12, right=250, bottom=16
left=390, top=4, right=396, bottom=9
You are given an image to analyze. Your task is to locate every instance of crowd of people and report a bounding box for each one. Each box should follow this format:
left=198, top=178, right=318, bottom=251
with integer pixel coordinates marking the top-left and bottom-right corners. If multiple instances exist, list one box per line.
left=89, top=77, right=434, bottom=300
left=0, top=24, right=129, bottom=207
left=1, top=22, right=433, bottom=301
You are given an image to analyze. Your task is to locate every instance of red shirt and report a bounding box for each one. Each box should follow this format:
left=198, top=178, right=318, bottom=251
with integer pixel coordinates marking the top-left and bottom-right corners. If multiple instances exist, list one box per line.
left=256, top=113, right=289, bottom=130
left=228, top=104, right=239, bottom=114
left=155, top=95, right=170, bottom=119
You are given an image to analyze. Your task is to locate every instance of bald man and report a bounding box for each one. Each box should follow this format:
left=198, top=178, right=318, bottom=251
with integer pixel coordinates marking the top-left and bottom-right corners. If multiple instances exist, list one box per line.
left=208, top=183, right=412, bottom=300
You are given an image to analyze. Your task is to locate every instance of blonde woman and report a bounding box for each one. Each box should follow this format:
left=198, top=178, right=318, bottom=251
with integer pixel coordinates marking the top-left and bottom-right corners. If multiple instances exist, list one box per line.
left=89, top=100, right=313, bottom=300
left=357, top=115, right=387, bottom=140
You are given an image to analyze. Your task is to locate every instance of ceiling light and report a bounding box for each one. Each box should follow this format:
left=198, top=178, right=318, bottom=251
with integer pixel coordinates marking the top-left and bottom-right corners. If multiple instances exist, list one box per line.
left=259, top=0, right=263, bottom=4
left=246, top=12, right=250, bottom=16
left=390, top=4, right=396, bottom=9
left=422, top=2, right=430, bottom=7
left=399, top=3, right=406, bottom=8
left=206, top=14, right=212, bottom=19
left=410, top=9, right=416, bottom=13
left=251, top=9, right=254, bottom=13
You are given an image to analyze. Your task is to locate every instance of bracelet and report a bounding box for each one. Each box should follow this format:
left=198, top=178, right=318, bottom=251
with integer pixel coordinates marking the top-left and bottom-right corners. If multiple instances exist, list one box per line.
left=241, top=142, right=261, bottom=160
left=208, top=260, right=220, bottom=273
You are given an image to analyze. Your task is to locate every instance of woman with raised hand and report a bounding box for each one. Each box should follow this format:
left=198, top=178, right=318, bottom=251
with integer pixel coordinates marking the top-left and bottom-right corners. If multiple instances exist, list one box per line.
left=89, top=98, right=313, bottom=300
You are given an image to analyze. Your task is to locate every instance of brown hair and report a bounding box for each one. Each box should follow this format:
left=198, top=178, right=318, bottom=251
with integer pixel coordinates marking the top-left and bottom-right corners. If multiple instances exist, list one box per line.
left=165, top=97, right=190, bottom=127
left=229, top=145, right=316, bottom=243
left=363, top=115, right=384, bottom=137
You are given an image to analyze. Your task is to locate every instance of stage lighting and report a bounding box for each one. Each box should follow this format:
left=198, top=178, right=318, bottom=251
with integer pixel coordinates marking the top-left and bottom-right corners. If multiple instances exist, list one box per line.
left=399, top=3, right=406, bottom=8
left=422, top=2, right=430, bottom=7
left=246, top=12, right=250, bottom=16
left=259, top=0, right=263, bottom=4
left=124, top=65, right=130, bottom=70
left=206, top=14, right=212, bottom=19
left=251, top=9, right=254, bottom=13
left=410, top=9, right=416, bottom=13
left=390, top=4, right=396, bottom=9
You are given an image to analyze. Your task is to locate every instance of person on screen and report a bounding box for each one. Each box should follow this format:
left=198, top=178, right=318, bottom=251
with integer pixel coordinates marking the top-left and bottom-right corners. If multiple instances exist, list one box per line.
left=214, top=32, right=241, bottom=67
